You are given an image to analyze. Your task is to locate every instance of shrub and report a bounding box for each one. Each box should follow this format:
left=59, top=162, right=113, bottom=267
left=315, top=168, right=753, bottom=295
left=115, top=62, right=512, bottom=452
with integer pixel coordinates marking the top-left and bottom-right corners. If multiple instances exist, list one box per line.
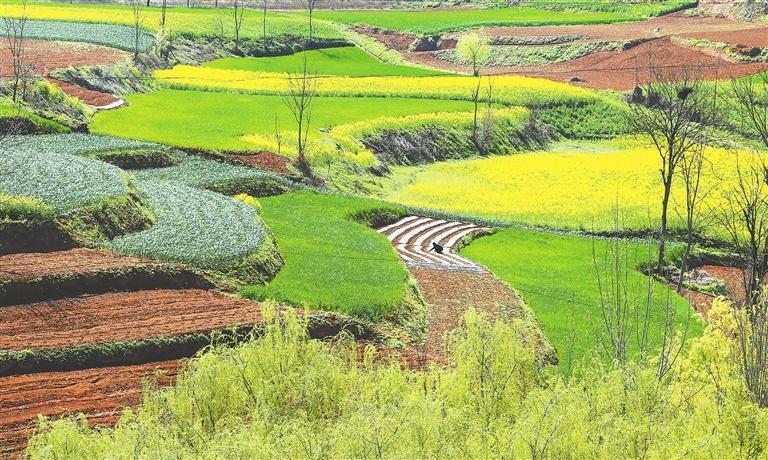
left=0, top=194, right=55, bottom=221
left=234, top=194, right=263, bottom=213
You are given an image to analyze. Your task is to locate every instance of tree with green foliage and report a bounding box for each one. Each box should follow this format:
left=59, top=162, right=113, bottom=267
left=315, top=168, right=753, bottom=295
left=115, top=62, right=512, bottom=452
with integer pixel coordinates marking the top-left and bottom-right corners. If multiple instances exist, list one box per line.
left=457, top=32, right=491, bottom=77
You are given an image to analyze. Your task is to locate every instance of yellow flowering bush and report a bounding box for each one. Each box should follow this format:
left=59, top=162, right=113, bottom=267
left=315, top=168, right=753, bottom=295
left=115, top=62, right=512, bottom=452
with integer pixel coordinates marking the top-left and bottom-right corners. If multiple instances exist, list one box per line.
left=156, top=66, right=600, bottom=107
left=233, top=194, right=262, bottom=213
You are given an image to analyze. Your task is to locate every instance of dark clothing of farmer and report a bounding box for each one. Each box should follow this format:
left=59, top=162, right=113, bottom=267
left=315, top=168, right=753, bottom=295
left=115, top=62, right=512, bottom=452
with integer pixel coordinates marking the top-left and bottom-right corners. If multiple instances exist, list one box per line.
left=431, top=242, right=444, bottom=254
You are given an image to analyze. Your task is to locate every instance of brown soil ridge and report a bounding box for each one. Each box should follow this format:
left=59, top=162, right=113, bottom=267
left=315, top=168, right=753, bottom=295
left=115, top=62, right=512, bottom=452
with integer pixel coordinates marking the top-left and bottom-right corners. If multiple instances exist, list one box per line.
left=1, top=249, right=171, bottom=282
left=225, top=151, right=295, bottom=175
left=0, top=249, right=212, bottom=306
left=0, top=360, right=180, bottom=459
left=410, top=267, right=554, bottom=364
left=0, top=289, right=263, bottom=351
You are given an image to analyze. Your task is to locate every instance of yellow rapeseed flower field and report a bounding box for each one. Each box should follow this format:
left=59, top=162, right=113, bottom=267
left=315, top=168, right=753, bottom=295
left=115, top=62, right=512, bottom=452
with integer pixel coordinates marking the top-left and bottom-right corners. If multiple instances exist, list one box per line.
left=155, top=65, right=599, bottom=106
left=1, top=1, right=334, bottom=39
left=382, top=142, right=755, bottom=233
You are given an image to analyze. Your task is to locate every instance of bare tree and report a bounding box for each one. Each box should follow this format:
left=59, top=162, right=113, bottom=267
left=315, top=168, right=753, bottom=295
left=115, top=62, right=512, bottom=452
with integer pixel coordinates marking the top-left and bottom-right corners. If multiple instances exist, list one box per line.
left=161, top=0, right=168, bottom=32
left=128, top=0, right=144, bottom=61
left=303, top=0, right=318, bottom=42
left=735, top=289, right=768, bottom=408
left=233, top=0, right=246, bottom=51
left=732, top=73, right=768, bottom=149
left=273, top=114, right=283, bottom=156
left=592, top=206, right=690, bottom=379
left=3, top=0, right=28, bottom=103
left=673, top=144, right=713, bottom=293
left=281, top=54, right=316, bottom=180
left=627, top=65, right=714, bottom=272
left=262, top=0, right=268, bottom=38
left=471, top=77, right=482, bottom=153
left=716, top=153, right=768, bottom=309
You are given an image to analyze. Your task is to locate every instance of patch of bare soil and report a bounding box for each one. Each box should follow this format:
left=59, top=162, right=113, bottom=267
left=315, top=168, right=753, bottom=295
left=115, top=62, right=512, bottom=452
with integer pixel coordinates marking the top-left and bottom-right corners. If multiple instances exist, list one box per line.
left=403, top=13, right=768, bottom=90
left=0, top=248, right=162, bottom=283
left=0, top=360, right=180, bottom=458
left=409, top=267, right=529, bottom=364
left=0, top=40, right=127, bottom=106
left=355, top=25, right=418, bottom=51
left=48, top=79, right=120, bottom=107
left=225, top=151, right=295, bottom=175
left=0, top=289, right=263, bottom=350
left=481, top=12, right=763, bottom=42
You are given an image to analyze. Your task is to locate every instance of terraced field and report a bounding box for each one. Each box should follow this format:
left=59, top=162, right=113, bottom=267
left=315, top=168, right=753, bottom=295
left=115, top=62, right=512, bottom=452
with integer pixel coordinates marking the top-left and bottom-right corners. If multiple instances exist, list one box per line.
left=5, top=1, right=768, bottom=456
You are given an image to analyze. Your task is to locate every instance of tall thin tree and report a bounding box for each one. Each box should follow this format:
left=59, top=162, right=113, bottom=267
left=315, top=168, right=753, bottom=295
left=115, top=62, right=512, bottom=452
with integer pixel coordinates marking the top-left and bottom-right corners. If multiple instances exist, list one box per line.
left=3, top=0, right=28, bottom=103
left=281, top=53, right=317, bottom=180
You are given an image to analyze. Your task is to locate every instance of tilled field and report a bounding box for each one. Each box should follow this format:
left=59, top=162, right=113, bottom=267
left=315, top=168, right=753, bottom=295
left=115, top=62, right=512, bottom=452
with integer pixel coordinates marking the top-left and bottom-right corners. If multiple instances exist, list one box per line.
left=385, top=12, right=768, bottom=90
left=0, top=248, right=162, bottom=282
left=0, top=40, right=126, bottom=106
left=0, top=360, right=180, bottom=458
left=0, top=289, right=263, bottom=350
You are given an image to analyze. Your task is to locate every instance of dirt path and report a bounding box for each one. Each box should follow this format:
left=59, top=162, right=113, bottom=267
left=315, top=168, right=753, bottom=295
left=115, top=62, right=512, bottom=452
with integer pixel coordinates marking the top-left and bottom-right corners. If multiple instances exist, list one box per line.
left=378, top=216, right=551, bottom=364
left=0, top=360, right=180, bottom=458
left=410, top=267, right=530, bottom=362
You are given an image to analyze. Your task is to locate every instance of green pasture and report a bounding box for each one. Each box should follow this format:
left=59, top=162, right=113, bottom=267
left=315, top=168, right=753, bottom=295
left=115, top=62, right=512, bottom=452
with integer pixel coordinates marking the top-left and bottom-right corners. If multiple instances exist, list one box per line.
left=462, top=227, right=703, bottom=370
left=91, top=90, right=476, bottom=151
left=309, top=7, right=631, bottom=35
left=242, top=191, right=410, bottom=319
left=205, top=46, right=446, bottom=77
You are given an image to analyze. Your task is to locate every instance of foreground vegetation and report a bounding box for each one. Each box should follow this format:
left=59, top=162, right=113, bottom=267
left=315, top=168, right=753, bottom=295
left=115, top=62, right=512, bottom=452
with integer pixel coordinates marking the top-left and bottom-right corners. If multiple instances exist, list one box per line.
left=26, top=305, right=764, bottom=459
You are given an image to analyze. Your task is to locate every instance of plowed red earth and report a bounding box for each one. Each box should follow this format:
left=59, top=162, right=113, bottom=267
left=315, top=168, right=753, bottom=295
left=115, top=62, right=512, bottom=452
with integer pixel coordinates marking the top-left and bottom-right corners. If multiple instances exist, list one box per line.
left=0, top=360, right=180, bottom=458
left=48, top=79, right=120, bottom=107
left=0, top=289, right=263, bottom=350
left=0, top=40, right=126, bottom=106
left=0, top=248, right=164, bottom=282
left=410, top=267, right=526, bottom=363
left=396, top=13, right=768, bottom=90
left=226, top=151, right=295, bottom=175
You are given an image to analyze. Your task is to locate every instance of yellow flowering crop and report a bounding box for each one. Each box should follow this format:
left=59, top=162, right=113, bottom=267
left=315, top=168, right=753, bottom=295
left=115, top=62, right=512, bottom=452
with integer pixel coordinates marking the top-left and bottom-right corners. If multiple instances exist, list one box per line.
left=156, top=65, right=599, bottom=107
left=382, top=143, right=756, bottom=234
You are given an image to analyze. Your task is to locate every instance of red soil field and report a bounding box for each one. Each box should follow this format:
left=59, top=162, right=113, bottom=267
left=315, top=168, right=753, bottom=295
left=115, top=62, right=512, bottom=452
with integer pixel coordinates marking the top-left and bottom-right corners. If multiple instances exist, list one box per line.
left=0, top=248, right=164, bottom=282
left=0, top=40, right=127, bottom=106
left=410, top=267, right=526, bottom=362
left=226, top=151, right=295, bottom=175
left=380, top=12, right=768, bottom=90
left=0, top=360, right=180, bottom=458
left=0, top=289, right=263, bottom=350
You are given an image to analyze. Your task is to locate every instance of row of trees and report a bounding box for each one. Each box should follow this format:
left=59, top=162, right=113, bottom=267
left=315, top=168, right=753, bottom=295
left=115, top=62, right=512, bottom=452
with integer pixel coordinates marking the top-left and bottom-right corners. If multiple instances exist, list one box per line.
left=617, top=58, right=768, bottom=407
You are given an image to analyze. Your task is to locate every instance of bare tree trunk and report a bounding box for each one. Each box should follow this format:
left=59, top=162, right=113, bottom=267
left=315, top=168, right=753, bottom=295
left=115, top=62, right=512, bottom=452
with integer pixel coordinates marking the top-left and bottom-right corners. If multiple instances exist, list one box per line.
left=162, top=0, right=168, bottom=31
left=263, top=0, right=267, bottom=38
left=3, top=1, right=28, bottom=104
left=282, top=53, right=318, bottom=182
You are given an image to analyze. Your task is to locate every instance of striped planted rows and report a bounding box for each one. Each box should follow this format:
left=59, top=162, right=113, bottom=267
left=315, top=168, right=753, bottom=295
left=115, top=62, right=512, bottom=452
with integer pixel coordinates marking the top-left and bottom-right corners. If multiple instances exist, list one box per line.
left=378, top=216, right=489, bottom=271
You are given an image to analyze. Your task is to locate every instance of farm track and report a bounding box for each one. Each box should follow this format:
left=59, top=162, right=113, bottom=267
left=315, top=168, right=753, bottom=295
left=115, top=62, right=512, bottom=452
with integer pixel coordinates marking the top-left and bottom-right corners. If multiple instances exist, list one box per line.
left=379, top=216, right=547, bottom=363
left=0, top=360, right=180, bottom=458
